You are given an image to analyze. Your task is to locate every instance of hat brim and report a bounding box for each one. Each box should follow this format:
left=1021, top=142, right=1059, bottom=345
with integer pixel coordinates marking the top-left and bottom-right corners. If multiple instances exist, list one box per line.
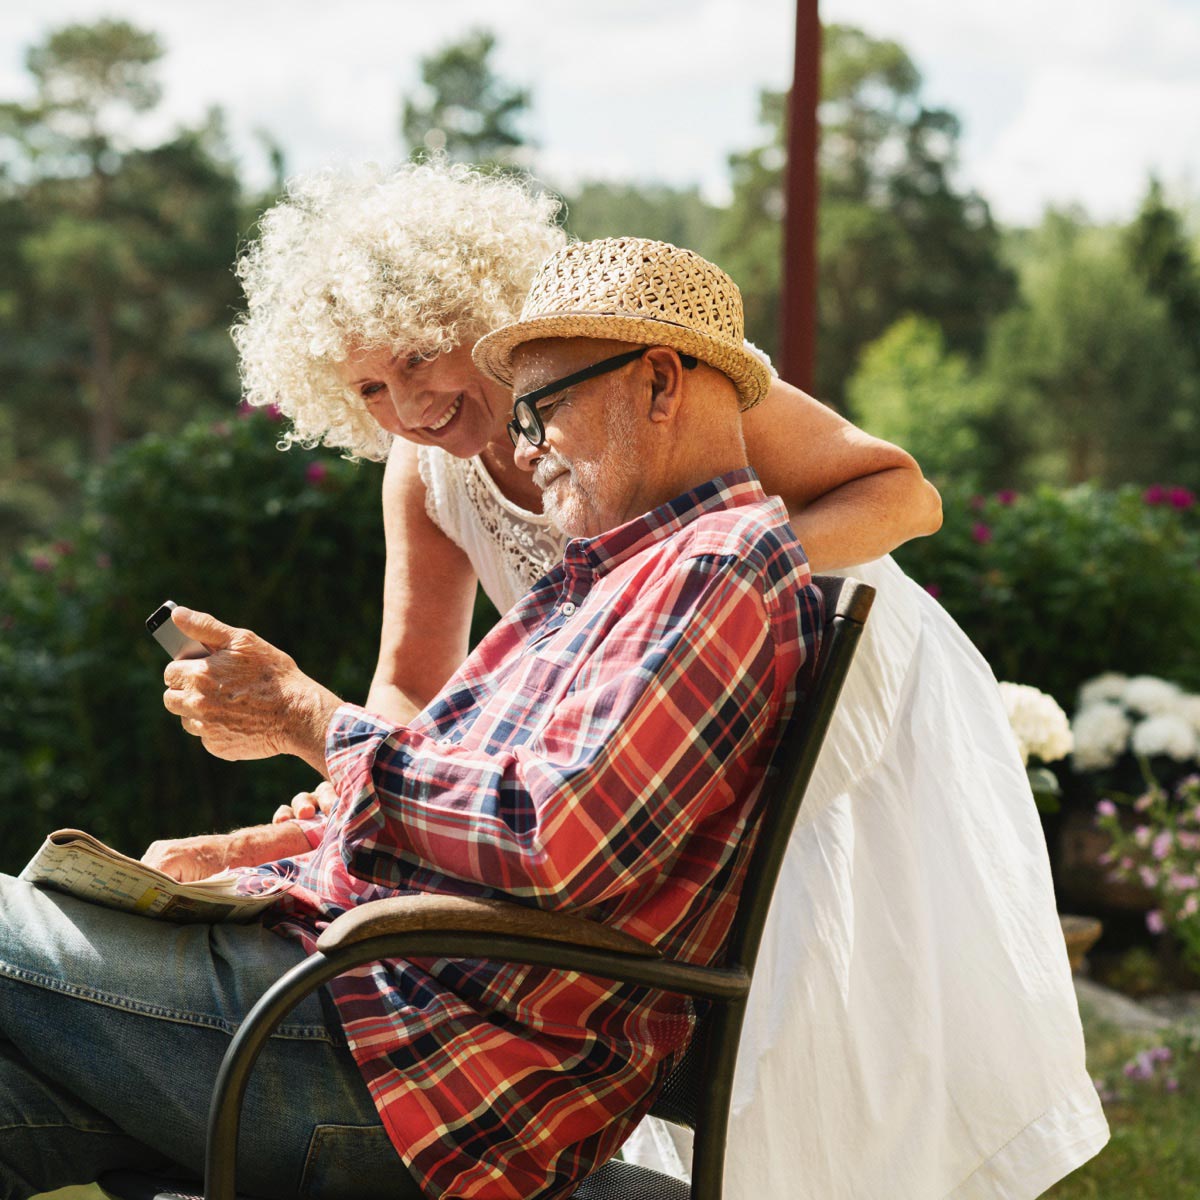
left=472, top=312, right=772, bottom=412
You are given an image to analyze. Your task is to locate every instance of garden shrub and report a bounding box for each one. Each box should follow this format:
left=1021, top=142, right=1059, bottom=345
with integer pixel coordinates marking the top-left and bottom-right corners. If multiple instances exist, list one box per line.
left=0, top=409, right=394, bottom=874
left=892, top=480, right=1200, bottom=709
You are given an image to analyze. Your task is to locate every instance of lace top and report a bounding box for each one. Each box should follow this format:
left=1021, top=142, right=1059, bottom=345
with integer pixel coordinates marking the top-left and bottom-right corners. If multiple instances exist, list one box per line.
left=417, top=445, right=566, bottom=612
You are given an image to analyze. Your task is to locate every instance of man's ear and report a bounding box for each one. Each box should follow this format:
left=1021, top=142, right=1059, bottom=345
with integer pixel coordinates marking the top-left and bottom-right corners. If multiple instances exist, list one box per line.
left=643, top=347, right=688, bottom=424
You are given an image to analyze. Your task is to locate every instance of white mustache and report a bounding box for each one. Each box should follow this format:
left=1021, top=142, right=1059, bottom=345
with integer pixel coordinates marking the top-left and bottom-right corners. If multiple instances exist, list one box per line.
left=533, top=453, right=571, bottom=490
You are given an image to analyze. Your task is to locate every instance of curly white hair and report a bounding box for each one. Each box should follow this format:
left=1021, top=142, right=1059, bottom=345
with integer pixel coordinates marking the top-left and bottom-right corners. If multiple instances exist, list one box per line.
left=232, top=160, right=565, bottom=460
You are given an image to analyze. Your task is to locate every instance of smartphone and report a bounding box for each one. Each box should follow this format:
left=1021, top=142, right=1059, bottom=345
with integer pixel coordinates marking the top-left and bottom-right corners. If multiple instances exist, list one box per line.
left=146, top=600, right=209, bottom=660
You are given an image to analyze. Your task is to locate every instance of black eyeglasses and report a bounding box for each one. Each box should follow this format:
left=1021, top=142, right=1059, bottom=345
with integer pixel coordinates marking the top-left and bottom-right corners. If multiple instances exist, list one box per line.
left=506, top=347, right=697, bottom=448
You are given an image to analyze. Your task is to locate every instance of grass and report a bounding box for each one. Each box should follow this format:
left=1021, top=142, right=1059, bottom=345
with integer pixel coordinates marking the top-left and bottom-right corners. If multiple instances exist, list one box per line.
left=1045, top=1001, right=1200, bottom=1198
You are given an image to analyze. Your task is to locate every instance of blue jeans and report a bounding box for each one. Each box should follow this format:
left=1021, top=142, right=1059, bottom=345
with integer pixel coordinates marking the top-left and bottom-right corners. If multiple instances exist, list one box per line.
left=0, top=875, right=423, bottom=1200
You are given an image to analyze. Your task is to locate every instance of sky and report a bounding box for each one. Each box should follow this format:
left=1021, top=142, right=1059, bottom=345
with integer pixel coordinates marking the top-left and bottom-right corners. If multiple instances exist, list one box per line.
left=2, top=0, right=1198, bottom=227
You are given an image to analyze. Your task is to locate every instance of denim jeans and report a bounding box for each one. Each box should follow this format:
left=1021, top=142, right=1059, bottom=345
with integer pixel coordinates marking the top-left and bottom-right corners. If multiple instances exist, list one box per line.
left=0, top=875, right=424, bottom=1200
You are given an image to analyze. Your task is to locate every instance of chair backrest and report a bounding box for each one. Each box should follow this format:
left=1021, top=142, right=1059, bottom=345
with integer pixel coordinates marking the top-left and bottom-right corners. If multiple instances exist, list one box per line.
left=645, top=574, right=874, bottom=1193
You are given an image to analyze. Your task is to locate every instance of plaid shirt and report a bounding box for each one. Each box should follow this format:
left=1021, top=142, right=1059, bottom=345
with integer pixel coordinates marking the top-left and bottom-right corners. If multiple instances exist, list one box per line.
left=244, top=469, right=822, bottom=1199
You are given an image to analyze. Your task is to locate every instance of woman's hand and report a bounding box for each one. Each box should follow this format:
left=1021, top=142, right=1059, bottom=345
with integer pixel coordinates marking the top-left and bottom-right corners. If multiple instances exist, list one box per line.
left=273, top=780, right=340, bottom=824
left=161, top=607, right=342, bottom=774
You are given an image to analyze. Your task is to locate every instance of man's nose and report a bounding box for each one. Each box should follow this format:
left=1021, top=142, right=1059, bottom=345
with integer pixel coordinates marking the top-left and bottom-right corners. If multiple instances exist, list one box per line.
left=512, top=430, right=541, bottom=474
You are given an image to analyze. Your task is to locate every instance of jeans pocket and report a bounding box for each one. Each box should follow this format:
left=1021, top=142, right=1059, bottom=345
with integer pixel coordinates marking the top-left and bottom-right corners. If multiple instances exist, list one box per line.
left=299, top=1123, right=422, bottom=1200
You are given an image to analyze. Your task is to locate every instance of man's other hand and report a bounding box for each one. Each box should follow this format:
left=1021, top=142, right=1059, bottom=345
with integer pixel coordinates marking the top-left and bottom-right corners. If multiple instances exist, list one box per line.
left=142, top=822, right=311, bottom=882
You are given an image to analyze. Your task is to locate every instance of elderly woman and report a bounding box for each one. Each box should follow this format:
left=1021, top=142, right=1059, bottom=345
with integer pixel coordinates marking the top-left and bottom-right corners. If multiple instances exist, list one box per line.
left=166, top=162, right=1105, bottom=1197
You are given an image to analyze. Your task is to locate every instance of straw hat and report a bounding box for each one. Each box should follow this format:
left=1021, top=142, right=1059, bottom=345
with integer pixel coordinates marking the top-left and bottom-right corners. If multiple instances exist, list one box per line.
left=472, top=237, right=771, bottom=411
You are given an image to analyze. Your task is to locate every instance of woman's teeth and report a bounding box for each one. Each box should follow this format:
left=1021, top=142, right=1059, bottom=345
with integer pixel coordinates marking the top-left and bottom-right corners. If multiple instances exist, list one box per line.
left=427, top=395, right=462, bottom=432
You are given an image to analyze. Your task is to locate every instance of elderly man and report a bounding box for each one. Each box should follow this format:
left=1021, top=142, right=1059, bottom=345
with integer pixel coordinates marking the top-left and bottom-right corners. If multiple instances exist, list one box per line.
left=0, top=239, right=822, bottom=1200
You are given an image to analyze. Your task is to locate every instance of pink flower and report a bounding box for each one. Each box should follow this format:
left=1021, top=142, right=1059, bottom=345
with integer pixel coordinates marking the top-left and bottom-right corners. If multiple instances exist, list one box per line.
left=30, top=553, right=52, bottom=573
left=1185, top=894, right=1200, bottom=917
left=1147, top=909, right=1166, bottom=934
left=1135, top=793, right=1155, bottom=813
left=265, top=403, right=284, bottom=422
left=52, top=539, right=74, bottom=557
left=1169, top=486, right=1196, bottom=510
left=924, top=583, right=942, bottom=599
left=1143, top=484, right=1168, bottom=505
left=1169, top=872, right=1199, bottom=891
left=1119, top=856, right=1135, bottom=871
left=1178, top=831, right=1200, bottom=851
left=1135, top=825, right=1152, bottom=847
left=1140, top=865, right=1159, bottom=888
left=305, top=461, right=329, bottom=487
left=1152, top=831, right=1173, bottom=860
left=971, top=522, right=993, bottom=545
left=1096, top=799, right=1118, bottom=818
left=1166, top=1077, right=1180, bottom=1093
left=237, top=400, right=255, bottom=420
left=996, top=489, right=1018, bottom=506
left=970, top=494, right=987, bottom=511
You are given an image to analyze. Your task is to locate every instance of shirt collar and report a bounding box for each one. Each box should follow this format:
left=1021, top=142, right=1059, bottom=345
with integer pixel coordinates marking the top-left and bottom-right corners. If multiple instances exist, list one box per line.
left=561, top=467, right=767, bottom=581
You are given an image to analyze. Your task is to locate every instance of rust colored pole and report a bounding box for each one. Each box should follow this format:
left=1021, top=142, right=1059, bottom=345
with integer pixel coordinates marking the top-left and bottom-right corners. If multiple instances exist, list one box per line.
left=780, top=0, right=821, bottom=393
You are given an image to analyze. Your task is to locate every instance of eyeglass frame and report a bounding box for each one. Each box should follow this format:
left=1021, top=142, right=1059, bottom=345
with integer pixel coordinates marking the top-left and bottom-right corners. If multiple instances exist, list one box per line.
left=506, top=346, right=697, bottom=448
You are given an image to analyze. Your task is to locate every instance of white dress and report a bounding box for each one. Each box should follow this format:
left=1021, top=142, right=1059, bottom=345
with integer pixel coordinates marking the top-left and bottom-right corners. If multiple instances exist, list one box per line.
left=416, top=445, right=1110, bottom=1199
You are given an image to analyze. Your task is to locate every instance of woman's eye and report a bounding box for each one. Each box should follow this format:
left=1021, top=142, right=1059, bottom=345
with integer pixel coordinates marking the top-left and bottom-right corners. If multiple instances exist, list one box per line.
left=405, top=352, right=424, bottom=370
left=361, top=382, right=385, bottom=399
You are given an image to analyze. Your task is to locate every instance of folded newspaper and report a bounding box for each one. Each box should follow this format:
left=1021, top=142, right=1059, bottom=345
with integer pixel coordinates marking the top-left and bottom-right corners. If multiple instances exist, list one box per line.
left=20, top=828, right=288, bottom=923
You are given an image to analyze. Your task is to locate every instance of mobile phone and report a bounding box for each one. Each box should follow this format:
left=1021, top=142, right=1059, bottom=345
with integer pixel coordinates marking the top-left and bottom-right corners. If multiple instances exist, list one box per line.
left=146, top=600, right=209, bottom=660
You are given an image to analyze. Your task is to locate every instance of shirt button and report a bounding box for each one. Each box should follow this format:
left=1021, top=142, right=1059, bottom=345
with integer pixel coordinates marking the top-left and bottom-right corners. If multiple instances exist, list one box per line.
left=561, top=602, right=577, bottom=616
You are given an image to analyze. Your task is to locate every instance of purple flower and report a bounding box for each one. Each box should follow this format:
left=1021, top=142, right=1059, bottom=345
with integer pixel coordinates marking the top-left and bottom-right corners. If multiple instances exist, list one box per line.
left=1151, top=1046, right=1174, bottom=1063
left=1144, top=484, right=1168, bottom=506
left=1096, top=799, right=1118, bottom=818
left=305, top=461, right=329, bottom=487
left=971, top=522, right=993, bottom=545
left=1169, top=487, right=1196, bottom=510
left=924, top=583, right=942, bottom=599
left=1140, top=865, right=1159, bottom=888
left=996, top=489, right=1018, bottom=506
left=1152, top=831, right=1173, bottom=861
left=1147, top=909, right=1166, bottom=934
left=1169, top=872, right=1199, bottom=891
left=1166, top=1077, right=1181, bottom=1093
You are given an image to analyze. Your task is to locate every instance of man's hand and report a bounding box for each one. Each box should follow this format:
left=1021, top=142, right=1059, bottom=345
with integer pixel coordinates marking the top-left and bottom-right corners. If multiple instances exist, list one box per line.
left=273, top=780, right=340, bottom=824
left=161, top=607, right=342, bottom=775
left=142, top=822, right=311, bottom=882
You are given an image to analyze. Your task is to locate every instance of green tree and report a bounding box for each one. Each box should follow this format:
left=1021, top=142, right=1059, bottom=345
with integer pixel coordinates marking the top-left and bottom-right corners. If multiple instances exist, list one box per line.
left=563, top=181, right=720, bottom=253
left=716, top=24, right=1015, bottom=402
left=846, top=314, right=1021, bottom=487
left=987, top=211, right=1197, bottom=487
left=401, top=30, right=532, bottom=169
left=1125, top=177, right=1200, bottom=375
left=0, top=20, right=247, bottom=552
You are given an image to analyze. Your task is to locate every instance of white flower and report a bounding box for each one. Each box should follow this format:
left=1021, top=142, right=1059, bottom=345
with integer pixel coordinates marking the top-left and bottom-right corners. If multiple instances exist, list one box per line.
left=998, top=682, right=1074, bottom=765
left=1131, top=714, right=1199, bottom=762
left=1078, top=672, right=1129, bottom=709
left=1071, top=703, right=1132, bottom=772
left=1175, top=694, right=1200, bottom=737
left=1124, top=675, right=1184, bottom=717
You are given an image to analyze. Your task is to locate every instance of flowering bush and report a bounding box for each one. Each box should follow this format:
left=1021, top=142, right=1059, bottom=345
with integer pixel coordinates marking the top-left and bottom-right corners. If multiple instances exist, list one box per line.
left=998, top=682, right=1073, bottom=765
left=1096, top=774, right=1200, bottom=970
left=1073, top=674, right=1200, bottom=780
left=893, top=481, right=1200, bottom=710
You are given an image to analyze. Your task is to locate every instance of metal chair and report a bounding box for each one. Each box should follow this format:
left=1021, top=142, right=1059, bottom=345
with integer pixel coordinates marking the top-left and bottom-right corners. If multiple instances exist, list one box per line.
left=101, top=574, right=874, bottom=1200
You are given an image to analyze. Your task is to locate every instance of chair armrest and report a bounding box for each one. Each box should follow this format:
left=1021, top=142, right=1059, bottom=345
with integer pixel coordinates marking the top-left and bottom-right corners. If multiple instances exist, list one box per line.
left=316, top=892, right=661, bottom=959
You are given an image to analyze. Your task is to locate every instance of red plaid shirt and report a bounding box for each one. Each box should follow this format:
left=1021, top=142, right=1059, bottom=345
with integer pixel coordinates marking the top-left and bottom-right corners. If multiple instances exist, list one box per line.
left=244, top=469, right=822, bottom=1199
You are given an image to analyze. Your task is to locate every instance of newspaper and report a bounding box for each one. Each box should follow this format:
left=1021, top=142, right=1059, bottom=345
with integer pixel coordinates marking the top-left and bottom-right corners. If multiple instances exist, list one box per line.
left=19, top=828, right=287, bottom=923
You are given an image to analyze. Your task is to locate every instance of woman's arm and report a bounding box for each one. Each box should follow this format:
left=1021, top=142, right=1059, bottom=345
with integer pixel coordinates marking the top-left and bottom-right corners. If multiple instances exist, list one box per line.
left=365, top=437, right=479, bottom=721
left=742, top=377, right=942, bottom=571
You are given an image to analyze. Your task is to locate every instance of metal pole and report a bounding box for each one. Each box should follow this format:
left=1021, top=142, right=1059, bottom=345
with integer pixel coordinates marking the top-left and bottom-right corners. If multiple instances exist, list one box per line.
left=780, top=0, right=821, bottom=393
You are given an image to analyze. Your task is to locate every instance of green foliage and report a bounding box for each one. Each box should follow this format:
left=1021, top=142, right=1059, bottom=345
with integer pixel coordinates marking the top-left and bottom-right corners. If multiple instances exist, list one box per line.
left=892, top=481, right=1200, bottom=709
left=563, top=181, right=721, bottom=255
left=716, top=24, right=1015, bottom=402
left=0, top=19, right=249, bottom=556
left=0, top=410, right=387, bottom=876
left=846, top=314, right=1021, bottom=486
left=401, top=29, right=532, bottom=169
left=988, top=211, right=1198, bottom=488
